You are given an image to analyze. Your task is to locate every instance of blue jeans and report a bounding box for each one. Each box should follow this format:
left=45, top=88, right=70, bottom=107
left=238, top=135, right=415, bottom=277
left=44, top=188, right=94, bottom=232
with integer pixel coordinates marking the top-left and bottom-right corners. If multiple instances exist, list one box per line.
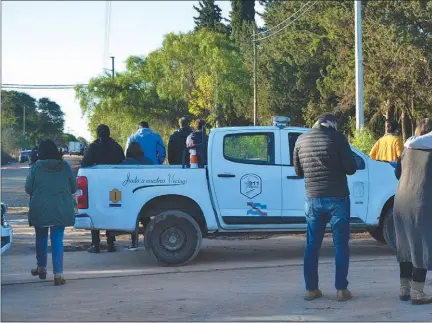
left=35, top=226, right=65, bottom=274
left=304, top=197, right=350, bottom=291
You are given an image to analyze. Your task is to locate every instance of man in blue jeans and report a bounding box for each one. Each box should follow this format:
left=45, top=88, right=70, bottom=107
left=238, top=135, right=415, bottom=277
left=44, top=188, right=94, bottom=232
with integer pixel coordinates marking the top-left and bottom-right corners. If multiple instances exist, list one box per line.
left=293, top=113, right=357, bottom=301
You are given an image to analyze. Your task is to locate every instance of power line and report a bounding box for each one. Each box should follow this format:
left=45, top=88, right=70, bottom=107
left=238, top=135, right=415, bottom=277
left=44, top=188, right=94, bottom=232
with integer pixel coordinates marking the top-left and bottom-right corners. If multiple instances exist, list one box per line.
left=253, top=1, right=312, bottom=37
left=2, top=83, right=88, bottom=90
left=255, top=1, right=318, bottom=42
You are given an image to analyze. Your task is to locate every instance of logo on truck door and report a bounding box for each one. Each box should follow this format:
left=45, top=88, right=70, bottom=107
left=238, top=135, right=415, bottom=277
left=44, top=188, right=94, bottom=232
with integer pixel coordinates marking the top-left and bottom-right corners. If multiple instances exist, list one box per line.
left=109, top=189, right=122, bottom=204
left=240, top=174, right=262, bottom=199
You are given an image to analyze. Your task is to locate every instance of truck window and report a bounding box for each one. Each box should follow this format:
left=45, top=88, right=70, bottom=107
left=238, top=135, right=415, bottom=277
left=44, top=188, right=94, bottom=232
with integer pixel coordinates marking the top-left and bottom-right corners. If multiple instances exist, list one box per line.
left=352, top=151, right=366, bottom=170
left=223, top=133, right=275, bottom=165
left=288, top=132, right=302, bottom=166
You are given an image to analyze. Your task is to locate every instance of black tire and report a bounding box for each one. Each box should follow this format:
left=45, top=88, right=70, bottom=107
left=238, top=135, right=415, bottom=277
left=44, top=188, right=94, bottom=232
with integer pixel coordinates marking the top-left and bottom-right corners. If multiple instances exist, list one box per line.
left=144, top=210, right=202, bottom=266
left=368, top=225, right=385, bottom=244
left=382, top=207, right=396, bottom=250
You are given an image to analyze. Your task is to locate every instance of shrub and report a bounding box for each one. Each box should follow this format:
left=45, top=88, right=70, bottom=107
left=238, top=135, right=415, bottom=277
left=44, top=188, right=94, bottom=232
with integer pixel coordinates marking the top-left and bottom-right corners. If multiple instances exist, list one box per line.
left=348, top=117, right=377, bottom=155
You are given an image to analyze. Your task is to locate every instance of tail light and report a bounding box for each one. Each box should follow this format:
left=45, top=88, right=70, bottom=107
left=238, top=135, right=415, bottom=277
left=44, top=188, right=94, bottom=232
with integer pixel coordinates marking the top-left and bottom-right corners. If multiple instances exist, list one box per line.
left=76, top=176, right=88, bottom=209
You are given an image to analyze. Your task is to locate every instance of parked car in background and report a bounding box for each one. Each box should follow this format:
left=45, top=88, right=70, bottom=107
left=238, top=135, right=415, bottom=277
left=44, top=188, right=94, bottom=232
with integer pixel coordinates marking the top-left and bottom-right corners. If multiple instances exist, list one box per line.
left=18, top=150, right=32, bottom=163
left=1, top=203, right=13, bottom=255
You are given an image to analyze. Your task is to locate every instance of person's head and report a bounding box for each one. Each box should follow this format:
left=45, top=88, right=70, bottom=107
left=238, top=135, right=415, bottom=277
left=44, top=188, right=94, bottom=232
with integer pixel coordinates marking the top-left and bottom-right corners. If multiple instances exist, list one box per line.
left=138, top=121, right=149, bottom=129
left=194, top=119, right=206, bottom=131
left=96, top=124, right=110, bottom=140
left=315, top=113, right=338, bottom=131
left=38, top=139, right=62, bottom=160
left=415, top=118, right=432, bottom=137
left=126, top=142, right=144, bottom=159
left=178, top=117, right=190, bottom=129
left=385, top=120, right=398, bottom=134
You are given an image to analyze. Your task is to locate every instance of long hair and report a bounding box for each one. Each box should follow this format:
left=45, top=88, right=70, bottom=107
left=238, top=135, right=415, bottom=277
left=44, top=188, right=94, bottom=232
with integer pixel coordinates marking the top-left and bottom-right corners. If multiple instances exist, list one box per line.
left=126, top=142, right=144, bottom=159
left=38, top=139, right=62, bottom=160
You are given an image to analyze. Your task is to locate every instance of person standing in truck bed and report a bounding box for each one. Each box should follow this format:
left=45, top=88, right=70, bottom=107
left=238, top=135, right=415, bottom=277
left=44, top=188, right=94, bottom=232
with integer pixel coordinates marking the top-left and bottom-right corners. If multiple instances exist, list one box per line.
left=81, top=124, right=125, bottom=253
left=168, top=117, right=193, bottom=165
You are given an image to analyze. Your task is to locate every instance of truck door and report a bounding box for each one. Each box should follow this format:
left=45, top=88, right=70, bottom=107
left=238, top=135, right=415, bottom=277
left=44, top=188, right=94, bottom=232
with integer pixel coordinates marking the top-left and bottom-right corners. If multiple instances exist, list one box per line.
left=209, top=130, right=282, bottom=229
left=281, top=130, right=369, bottom=226
left=281, top=130, right=307, bottom=225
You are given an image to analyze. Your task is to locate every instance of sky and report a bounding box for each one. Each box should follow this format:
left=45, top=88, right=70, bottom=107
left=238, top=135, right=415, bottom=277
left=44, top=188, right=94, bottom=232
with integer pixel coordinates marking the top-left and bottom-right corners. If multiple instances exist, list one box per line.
left=3, top=1, right=264, bottom=141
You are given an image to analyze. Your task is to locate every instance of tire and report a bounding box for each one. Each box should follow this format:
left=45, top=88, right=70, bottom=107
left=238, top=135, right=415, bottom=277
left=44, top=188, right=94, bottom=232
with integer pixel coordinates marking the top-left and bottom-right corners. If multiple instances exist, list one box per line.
left=368, top=225, right=385, bottom=244
left=382, top=207, right=396, bottom=250
left=144, top=210, right=202, bottom=266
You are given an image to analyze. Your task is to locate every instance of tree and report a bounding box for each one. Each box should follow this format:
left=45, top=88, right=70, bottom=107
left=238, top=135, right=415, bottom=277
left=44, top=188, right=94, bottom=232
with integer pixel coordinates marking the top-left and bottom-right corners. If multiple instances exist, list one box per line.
left=230, top=0, right=255, bottom=45
left=193, top=0, right=227, bottom=34
left=1, top=90, right=66, bottom=152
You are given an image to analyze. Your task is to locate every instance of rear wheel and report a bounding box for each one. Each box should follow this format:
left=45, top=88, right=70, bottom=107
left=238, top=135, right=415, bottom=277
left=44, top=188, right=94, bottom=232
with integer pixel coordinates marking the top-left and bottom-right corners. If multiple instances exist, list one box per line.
left=144, top=210, right=202, bottom=266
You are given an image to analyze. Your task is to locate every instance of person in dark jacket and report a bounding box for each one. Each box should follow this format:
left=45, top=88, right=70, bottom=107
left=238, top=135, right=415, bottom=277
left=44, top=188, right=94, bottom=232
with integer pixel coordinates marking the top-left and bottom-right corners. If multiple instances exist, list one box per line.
left=122, top=141, right=153, bottom=166
left=186, top=119, right=208, bottom=166
left=81, top=124, right=125, bottom=253
left=168, top=117, right=193, bottom=165
left=25, top=139, right=77, bottom=286
left=121, top=142, right=153, bottom=250
left=293, top=113, right=356, bottom=302
left=393, top=119, right=432, bottom=305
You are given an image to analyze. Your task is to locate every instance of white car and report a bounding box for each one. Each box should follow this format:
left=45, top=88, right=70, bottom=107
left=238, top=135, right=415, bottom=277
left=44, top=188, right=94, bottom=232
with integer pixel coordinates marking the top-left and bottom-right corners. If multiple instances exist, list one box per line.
left=1, top=203, right=13, bottom=254
left=75, top=117, right=398, bottom=266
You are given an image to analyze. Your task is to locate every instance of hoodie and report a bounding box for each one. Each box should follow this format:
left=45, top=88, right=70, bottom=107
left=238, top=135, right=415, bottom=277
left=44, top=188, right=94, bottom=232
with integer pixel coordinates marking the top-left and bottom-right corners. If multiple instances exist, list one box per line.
left=125, top=128, right=166, bottom=165
left=168, top=127, right=193, bottom=165
left=25, top=159, right=77, bottom=227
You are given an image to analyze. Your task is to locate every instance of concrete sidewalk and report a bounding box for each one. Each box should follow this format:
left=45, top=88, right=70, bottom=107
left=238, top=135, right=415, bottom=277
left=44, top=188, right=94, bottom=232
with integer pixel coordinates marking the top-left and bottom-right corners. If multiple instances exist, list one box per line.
left=2, top=236, right=394, bottom=285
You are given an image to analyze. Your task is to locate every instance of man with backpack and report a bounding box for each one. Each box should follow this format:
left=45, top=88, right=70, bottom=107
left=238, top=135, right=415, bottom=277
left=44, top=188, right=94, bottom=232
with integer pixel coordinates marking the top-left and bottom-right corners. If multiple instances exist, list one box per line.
left=186, top=119, right=208, bottom=166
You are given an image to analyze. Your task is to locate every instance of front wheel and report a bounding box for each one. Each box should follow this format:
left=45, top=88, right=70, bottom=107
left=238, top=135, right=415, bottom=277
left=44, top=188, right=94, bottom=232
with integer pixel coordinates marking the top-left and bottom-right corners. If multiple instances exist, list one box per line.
left=144, top=210, right=202, bottom=266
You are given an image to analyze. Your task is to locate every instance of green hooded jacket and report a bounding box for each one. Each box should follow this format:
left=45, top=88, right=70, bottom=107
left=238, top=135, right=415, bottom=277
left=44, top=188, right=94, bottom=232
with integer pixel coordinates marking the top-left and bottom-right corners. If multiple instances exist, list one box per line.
left=25, top=159, right=78, bottom=227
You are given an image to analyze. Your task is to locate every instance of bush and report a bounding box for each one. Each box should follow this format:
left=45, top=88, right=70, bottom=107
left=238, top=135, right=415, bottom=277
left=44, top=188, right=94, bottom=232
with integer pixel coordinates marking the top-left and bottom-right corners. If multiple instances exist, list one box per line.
left=348, top=117, right=377, bottom=155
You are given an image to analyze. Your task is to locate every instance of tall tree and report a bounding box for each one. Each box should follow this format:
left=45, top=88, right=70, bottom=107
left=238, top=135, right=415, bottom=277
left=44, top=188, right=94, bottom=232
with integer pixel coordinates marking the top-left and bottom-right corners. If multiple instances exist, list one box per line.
left=230, top=0, right=255, bottom=46
left=193, top=0, right=227, bottom=34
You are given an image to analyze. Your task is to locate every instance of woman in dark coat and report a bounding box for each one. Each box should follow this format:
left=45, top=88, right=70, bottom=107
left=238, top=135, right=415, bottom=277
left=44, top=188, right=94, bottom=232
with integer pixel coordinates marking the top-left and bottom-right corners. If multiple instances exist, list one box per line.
left=394, top=118, right=432, bottom=305
left=25, top=139, right=77, bottom=286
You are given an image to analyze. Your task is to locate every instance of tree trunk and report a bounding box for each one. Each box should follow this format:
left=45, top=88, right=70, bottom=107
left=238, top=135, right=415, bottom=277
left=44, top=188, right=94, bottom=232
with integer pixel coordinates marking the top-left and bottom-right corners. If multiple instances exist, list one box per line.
left=401, top=109, right=408, bottom=143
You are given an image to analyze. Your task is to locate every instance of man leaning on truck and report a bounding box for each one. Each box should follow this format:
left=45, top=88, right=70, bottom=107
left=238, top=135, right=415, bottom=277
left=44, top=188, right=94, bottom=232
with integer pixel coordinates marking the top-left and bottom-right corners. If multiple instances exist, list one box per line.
left=293, top=113, right=356, bottom=302
left=81, top=124, right=125, bottom=253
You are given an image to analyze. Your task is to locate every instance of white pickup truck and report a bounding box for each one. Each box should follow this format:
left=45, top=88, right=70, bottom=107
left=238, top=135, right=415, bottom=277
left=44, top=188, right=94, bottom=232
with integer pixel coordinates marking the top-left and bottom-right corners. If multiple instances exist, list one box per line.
left=75, top=120, right=398, bottom=266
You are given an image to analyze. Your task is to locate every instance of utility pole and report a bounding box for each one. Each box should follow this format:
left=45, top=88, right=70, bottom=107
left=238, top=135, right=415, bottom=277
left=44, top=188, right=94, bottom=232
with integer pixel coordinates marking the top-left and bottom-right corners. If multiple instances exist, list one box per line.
left=111, top=56, right=115, bottom=78
left=253, top=30, right=258, bottom=126
left=23, top=105, right=26, bottom=135
left=355, top=0, right=364, bottom=129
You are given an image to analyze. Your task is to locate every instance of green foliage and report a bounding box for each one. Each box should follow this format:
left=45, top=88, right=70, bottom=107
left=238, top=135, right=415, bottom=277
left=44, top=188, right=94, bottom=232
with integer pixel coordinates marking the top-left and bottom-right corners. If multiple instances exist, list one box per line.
left=193, top=0, right=228, bottom=34
left=348, top=117, right=377, bottom=155
left=1, top=90, right=65, bottom=153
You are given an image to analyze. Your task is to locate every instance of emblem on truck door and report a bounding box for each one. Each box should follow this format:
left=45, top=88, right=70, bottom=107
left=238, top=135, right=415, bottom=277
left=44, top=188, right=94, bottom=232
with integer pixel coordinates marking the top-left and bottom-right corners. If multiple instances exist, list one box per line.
left=109, top=189, right=122, bottom=204
left=240, top=174, right=262, bottom=199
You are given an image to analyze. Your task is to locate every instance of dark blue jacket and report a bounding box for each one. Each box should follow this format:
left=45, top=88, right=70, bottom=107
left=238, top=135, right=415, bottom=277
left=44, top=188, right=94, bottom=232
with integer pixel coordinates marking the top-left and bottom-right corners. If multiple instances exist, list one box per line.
left=121, top=157, right=153, bottom=165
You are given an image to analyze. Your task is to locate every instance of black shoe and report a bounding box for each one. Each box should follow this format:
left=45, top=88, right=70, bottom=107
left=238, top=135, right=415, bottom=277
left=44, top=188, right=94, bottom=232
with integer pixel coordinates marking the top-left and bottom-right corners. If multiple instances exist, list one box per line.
left=87, top=245, right=100, bottom=253
left=108, top=245, right=116, bottom=252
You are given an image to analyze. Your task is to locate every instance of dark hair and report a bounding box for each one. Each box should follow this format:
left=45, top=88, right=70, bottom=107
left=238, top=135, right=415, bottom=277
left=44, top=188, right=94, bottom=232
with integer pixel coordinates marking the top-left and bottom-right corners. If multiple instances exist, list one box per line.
left=139, top=121, right=149, bottom=129
left=126, top=142, right=144, bottom=159
left=316, top=113, right=338, bottom=130
left=179, top=117, right=189, bottom=129
left=385, top=120, right=398, bottom=133
left=195, top=119, right=206, bottom=131
left=97, top=124, right=110, bottom=139
left=38, top=139, right=62, bottom=160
